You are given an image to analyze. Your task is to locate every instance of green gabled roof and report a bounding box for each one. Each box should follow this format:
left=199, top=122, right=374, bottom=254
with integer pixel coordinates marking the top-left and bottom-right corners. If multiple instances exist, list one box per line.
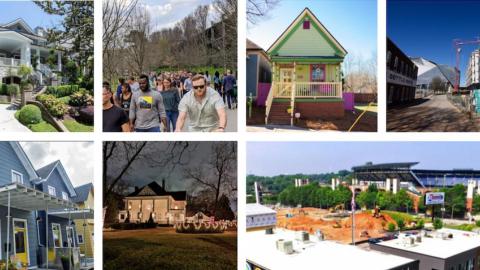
left=267, top=7, right=347, bottom=58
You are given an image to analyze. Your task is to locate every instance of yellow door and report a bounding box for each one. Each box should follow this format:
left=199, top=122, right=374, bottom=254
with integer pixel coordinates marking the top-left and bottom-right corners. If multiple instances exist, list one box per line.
left=279, top=69, right=293, bottom=96
left=13, top=220, right=29, bottom=265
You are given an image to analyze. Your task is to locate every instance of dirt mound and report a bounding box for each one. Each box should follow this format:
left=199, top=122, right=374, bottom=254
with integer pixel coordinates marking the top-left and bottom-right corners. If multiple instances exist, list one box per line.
left=276, top=208, right=393, bottom=244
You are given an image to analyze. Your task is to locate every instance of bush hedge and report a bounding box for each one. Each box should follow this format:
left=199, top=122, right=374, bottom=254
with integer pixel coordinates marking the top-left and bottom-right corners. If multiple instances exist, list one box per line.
left=0, top=84, right=7, bottom=95
left=46, top=84, right=79, bottom=97
left=36, top=94, right=68, bottom=117
left=18, top=105, right=42, bottom=125
left=69, top=89, right=93, bottom=107
left=7, top=84, right=20, bottom=97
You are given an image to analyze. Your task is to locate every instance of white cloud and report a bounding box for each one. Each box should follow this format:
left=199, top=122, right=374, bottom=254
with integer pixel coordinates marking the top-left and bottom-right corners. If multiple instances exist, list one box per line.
left=20, top=142, right=94, bottom=187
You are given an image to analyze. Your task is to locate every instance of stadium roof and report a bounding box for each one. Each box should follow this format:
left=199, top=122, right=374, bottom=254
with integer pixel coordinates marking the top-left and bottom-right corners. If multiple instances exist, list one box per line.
left=352, top=162, right=419, bottom=171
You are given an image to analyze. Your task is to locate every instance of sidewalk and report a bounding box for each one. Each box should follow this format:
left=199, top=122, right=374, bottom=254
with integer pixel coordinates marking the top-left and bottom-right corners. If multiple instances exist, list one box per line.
left=0, top=104, right=31, bottom=132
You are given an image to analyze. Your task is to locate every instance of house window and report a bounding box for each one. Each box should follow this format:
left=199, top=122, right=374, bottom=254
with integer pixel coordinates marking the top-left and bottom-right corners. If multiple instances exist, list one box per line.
left=386, top=51, right=392, bottom=67
left=48, top=186, right=56, bottom=197
left=303, top=20, right=310, bottom=29
left=36, top=219, right=42, bottom=247
left=11, top=170, right=23, bottom=184
left=77, top=234, right=84, bottom=244
left=62, top=192, right=69, bottom=201
left=52, top=223, right=62, bottom=248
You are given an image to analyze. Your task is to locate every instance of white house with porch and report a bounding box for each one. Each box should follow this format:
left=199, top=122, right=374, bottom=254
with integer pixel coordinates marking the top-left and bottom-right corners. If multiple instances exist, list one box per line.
left=0, top=18, right=62, bottom=86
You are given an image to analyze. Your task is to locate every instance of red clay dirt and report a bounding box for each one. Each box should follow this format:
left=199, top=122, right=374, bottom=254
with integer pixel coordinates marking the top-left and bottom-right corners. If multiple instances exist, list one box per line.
left=276, top=208, right=395, bottom=244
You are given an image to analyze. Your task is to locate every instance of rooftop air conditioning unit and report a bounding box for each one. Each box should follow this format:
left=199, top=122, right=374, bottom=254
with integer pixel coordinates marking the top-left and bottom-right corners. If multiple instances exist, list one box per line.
left=296, top=231, right=309, bottom=242
left=415, top=235, right=422, bottom=243
left=265, top=228, right=274, bottom=235
left=276, top=239, right=293, bottom=254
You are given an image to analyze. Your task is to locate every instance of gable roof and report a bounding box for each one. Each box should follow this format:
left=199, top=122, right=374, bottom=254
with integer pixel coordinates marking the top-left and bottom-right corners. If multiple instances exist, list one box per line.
left=8, top=142, right=39, bottom=180
left=267, top=7, right=347, bottom=57
left=127, top=181, right=187, bottom=201
left=36, top=160, right=77, bottom=197
left=1, top=18, right=35, bottom=35
left=72, top=183, right=93, bottom=203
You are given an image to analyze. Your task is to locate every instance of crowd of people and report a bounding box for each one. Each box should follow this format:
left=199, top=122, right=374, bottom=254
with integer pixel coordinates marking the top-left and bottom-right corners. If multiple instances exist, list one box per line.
left=103, top=70, right=236, bottom=132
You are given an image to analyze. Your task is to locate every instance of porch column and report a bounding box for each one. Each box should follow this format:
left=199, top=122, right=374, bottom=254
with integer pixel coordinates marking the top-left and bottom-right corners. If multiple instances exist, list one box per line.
left=21, top=43, right=31, bottom=66
left=291, top=61, right=297, bottom=126
left=45, top=203, right=49, bottom=270
left=37, top=49, right=42, bottom=83
left=6, top=192, right=11, bottom=270
left=83, top=211, right=87, bottom=267
left=36, top=49, right=41, bottom=66
left=57, top=51, right=62, bottom=71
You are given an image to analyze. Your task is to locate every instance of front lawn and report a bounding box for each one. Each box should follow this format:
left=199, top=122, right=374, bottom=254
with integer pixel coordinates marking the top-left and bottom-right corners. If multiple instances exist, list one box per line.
left=103, top=227, right=237, bottom=270
left=15, top=110, right=58, bottom=132
left=63, top=119, right=93, bottom=132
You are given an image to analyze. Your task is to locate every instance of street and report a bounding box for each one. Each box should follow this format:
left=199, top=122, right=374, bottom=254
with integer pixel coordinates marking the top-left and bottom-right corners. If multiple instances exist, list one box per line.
left=387, top=95, right=480, bottom=132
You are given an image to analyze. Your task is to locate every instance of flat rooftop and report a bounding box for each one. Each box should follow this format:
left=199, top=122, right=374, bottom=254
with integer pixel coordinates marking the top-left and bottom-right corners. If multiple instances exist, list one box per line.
left=375, top=229, right=480, bottom=259
left=246, top=203, right=276, bottom=216
left=245, top=229, right=416, bottom=270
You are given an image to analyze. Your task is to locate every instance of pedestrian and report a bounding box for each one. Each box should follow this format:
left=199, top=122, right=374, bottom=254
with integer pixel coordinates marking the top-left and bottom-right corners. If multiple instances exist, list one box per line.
left=214, top=71, right=221, bottom=96
left=129, top=74, right=168, bottom=132
left=114, top=78, right=125, bottom=105
left=119, top=82, right=133, bottom=116
left=222, top=69, right=236, bottom=109
left=204, top=70, right=211, bottom=86
left=183, top=72, right=193, bottom=96
left=161, top=78, right=181, bottom=132
left=156, top=76, right=164, bottom=92
left=128, top=76, right=140, bottom=92
left=175, top=74, right=227, bottom=132
left=103, top=82, right=130, bottom=132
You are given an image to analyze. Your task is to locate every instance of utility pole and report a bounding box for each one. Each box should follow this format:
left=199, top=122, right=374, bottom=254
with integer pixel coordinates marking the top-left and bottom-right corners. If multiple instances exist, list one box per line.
left=453, top=38, right=480, bottom=93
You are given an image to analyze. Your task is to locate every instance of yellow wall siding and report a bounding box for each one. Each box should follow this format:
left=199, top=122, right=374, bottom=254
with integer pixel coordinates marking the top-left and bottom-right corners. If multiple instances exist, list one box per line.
left=295, top=65, right=309, bottom=82
left=274, top=64, right=340, bottom=82
left=276, top=25, right=337, bottom=57
left=75, top=223, right=93, bottom=257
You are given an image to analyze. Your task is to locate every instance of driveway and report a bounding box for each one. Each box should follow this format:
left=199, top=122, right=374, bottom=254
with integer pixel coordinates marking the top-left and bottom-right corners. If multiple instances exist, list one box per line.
left=0, top=104, right=31, bottom=132
left=387, top=95, right=480, bottom=132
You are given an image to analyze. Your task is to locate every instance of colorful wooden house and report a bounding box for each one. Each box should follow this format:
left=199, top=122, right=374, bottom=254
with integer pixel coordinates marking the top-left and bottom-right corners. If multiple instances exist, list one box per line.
left=265, top=8, right=348, bottom=125
left=247, top=39, right=272, bottom=106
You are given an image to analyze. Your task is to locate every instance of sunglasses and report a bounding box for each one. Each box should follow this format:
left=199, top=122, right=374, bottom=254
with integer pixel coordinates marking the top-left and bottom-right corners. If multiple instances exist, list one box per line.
left=193, top=85, right=205, bottom=90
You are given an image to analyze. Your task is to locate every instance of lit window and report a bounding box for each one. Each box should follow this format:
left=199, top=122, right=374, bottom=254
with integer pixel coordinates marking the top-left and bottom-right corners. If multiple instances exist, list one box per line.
left=11, top=170, right=23, bottom=184
left=48, top=186, right=56, bottom=196
left=62, top=192, right=69, bottom=201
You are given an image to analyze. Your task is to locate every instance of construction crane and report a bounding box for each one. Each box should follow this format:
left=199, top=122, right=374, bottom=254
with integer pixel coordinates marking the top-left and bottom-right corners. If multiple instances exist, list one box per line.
left=453, top=38, right=480, bottom=93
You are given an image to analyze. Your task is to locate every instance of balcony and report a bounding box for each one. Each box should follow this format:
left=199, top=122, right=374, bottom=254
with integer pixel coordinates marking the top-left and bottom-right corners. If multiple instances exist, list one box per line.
left=0, top=57, right=25, bottom=67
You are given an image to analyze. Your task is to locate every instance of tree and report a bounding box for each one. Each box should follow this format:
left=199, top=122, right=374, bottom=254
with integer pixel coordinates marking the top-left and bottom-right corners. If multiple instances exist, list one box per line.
left=35, top=1, right=94, bottom=77
left=356, top=184, right=378, bottom=209
left=184, top=142, right=236, bottom=218
left=125, top=6, right=151, bottom=75
left=247, top=0, right=279, bottom=25
left=430, top=76, right=446, bottom=94
left=433, top=218, right=443, bottom=230
left=441, top=184, right=466, bottom=218
left=394, top=189, right=413, bottom=213
left=216, top=194, right=235, bottom=220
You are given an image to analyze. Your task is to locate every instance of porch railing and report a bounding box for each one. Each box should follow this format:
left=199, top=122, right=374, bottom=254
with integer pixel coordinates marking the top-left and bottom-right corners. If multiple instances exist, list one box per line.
left=265, top=81, right=275, bottom=125
left=265, top=81, right=343, bottom=125
left=0, top=57, right=24, bottom=67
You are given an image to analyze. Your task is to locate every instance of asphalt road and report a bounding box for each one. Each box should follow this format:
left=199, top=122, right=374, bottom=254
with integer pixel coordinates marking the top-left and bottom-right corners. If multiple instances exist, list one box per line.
left=387, top=95, right=480, bottom=132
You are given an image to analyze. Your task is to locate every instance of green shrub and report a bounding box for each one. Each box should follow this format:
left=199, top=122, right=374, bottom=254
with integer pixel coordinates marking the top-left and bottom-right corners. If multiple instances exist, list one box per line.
left=18, top=105, right=42, bottom=125
left=433, top=218, right=443, bottom=230
left=456, top=224, right=475, bottom=231
left=58, top=96, right=71, bottom=105
left=417, top=219, right=425, bottom=229
left=0, top=84, right=6, bottom=95
left=7, top=84, right=19, bottom=96
left=476, top=220, right=480, bottom=227
left=387, top=222, right=396, bottom=232
left=36, top=94, right=68, bottom=117
left=396, top=218, right=405, bottom=230
left=69, top=89, right=93, bottom=106
left=46, top=84, right=80, bottom=97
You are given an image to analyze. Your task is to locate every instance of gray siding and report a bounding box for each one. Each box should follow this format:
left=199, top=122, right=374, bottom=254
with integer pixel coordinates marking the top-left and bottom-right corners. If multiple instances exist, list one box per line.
left=0, top=142, right=32, bottom=187
left=0, top=206, right=38, bottom=267
left=40, top=169, right=71, bottom=200
left=247, top=54, right=258, bottom=97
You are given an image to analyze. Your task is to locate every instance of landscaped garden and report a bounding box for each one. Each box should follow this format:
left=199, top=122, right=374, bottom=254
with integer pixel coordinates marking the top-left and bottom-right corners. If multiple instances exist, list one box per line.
left=15, top=83, right=93, bottom=132
left=103, top=227, right=237, bottom=270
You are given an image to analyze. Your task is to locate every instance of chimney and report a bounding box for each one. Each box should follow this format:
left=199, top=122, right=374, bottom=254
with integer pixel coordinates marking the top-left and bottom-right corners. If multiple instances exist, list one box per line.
left=134, top=186, right=139, bottom=192
left=162, top=179, right=166, bottom=190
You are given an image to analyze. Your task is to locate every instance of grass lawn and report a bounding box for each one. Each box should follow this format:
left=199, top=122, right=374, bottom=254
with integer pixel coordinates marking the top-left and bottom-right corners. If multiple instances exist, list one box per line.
left=104, top=228, right=237, bottom=270
left=29, top=121, right=58, bottom=132
left=445, top=223, right=480, bottom=232
left=14, top=111, right=58, bottom=132
left=63, top=119, right=94, bottom=132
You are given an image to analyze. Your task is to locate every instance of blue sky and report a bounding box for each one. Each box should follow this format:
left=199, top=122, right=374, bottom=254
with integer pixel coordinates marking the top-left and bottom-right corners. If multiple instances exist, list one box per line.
left=0, top=1, right=62, bottom=29
left=141, top=0, right=217, bottom=31
left=247, top=142, right=480, bottom=176
left=247, top=0, right=377, bottom=61
left=388, top=0, right=480, bottom=85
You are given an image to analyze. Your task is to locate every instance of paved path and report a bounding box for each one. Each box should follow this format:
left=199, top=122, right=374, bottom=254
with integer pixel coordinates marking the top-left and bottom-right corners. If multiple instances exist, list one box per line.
left=0, top=104, right=31, bottom=132
left=387, top=95, right=480, bottom=132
